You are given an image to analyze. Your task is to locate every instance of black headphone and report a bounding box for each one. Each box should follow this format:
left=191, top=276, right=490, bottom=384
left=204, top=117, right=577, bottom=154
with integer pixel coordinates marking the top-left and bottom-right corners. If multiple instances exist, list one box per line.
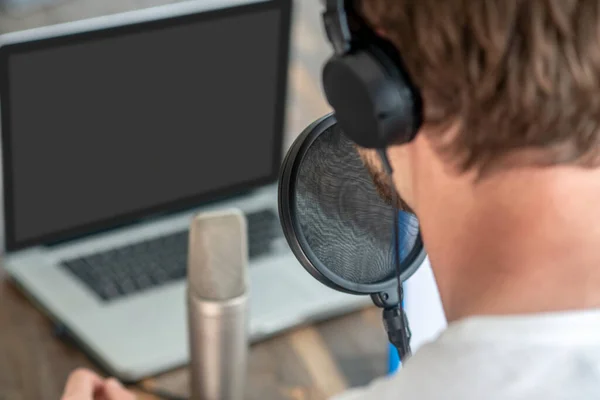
left=321, top=0, right=423, bottom=149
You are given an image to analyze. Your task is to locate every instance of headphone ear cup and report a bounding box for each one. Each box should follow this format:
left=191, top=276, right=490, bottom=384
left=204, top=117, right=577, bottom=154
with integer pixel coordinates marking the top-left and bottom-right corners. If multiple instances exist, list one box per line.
left=322, top=46, right=420, bottom=149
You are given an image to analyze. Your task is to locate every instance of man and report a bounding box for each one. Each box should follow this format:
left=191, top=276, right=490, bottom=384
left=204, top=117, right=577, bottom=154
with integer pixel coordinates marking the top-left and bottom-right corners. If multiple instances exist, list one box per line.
left=60, top=370, right=134, bottom=400
left=62, top=0, right=600, bottom=399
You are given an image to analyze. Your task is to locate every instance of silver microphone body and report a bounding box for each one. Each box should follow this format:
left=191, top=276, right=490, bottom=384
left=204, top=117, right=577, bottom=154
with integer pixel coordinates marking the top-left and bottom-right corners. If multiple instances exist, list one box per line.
left=187, top=290, right=248, bottom=400
left=187, top=209, right=249, bottom=400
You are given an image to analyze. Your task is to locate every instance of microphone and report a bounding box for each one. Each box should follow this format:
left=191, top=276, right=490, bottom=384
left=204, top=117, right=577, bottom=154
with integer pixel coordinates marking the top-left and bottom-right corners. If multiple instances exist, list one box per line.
left=187, top=209, right=249, bottom=400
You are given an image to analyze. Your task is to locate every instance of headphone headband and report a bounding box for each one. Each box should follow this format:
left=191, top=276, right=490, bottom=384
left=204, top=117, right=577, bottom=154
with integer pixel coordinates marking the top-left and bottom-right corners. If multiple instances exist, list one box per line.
left=322, top=0, right=351, bottom=55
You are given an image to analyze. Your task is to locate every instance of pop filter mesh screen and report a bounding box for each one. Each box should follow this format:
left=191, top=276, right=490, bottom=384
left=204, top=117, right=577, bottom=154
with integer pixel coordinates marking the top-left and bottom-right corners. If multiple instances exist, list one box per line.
left=293, top=124, right=420, bottom=285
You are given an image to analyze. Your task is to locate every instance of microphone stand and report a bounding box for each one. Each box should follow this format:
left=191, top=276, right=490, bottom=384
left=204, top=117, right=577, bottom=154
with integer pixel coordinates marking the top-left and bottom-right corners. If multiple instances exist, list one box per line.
left=372, top=291, right=412, bottom=363
left=383, top=305, right=411, bottom=361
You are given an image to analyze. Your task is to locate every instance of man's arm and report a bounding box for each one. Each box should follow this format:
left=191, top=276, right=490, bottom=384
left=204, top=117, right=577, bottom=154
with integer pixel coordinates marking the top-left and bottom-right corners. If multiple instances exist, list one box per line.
left=61, top=369, right=136, bottom=400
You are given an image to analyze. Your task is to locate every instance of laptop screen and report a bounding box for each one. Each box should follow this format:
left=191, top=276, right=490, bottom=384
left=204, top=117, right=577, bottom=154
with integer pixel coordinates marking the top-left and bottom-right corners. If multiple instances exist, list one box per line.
left=0, top=0, right=291, bottom=251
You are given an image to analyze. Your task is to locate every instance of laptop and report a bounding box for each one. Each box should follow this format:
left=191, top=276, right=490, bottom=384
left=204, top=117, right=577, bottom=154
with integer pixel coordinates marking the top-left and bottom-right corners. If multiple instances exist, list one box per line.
left=0, top=0, right=371, bottom=382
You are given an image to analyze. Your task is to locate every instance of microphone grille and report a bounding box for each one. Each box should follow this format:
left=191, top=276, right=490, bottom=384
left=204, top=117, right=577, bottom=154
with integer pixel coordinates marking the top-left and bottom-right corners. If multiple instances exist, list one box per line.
left=187, top=208, right=248, bottom=301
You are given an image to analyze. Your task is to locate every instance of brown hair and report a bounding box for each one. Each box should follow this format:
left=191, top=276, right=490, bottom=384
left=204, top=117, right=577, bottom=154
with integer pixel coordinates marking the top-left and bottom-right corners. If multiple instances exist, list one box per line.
left=359, top=0, right=600, bottom=174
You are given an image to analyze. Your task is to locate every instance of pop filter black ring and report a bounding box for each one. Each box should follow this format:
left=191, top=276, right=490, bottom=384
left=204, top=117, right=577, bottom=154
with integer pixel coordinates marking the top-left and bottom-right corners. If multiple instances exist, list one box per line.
left=278, top=113, right=427, bottom=302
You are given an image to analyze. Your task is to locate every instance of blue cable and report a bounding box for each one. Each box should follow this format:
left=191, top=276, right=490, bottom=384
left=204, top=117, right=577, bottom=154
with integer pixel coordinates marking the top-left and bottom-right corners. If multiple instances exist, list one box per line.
left=388, top=340, right=401, bottom=374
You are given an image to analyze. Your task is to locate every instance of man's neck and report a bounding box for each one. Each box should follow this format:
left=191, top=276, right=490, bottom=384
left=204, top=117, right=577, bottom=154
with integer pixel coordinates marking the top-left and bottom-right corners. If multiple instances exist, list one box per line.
left=424, top=165, right=600, bottom=322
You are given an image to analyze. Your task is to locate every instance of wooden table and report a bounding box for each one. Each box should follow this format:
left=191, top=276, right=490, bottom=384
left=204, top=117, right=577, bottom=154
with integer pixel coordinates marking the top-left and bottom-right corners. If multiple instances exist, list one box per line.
left=0, top=1, right=390, bottom=399
left=0, top=276, right=388, bottom=400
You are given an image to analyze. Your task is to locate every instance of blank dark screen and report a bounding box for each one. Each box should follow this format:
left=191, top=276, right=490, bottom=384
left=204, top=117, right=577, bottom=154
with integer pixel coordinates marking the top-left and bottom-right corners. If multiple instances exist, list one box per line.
left=6, top=6, right=283, bottom=246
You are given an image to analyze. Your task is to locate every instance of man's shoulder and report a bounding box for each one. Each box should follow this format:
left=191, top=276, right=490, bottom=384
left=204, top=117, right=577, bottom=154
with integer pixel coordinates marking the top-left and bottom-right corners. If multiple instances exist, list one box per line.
left=332, top=318, right=600, bottom=400
left=332, top=341, right=468, bottom=400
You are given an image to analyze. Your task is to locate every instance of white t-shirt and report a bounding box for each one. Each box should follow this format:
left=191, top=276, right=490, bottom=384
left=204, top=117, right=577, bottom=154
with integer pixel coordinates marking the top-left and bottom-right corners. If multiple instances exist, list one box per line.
left=334, top=309, right=600, bottom=400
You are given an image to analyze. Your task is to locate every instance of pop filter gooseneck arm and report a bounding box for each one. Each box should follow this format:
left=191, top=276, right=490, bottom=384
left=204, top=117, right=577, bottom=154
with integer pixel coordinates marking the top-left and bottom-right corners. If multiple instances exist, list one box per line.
left=376, top=149, right=412, bottom=361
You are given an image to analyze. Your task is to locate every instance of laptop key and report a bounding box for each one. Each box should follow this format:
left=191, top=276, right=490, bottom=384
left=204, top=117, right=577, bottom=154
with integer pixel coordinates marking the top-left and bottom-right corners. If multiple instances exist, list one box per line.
left=118, top=278, right=136, bottom=295
left=169, top=263, right=187, bottom=280
left=134, top=275, right=153, bottom=291
left=151, top=269, right=170, bottom=285
left=102, top=282, right=121, bottom=300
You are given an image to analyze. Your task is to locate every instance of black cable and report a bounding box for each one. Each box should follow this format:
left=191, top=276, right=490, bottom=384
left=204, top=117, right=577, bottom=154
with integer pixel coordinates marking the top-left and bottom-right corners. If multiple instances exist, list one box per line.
left=377, top=149, right=412, bottom=362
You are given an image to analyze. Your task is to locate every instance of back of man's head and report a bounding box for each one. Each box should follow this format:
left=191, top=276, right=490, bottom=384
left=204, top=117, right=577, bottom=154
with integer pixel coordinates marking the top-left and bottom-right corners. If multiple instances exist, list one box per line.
left=360, top=0, right=600, bottom=176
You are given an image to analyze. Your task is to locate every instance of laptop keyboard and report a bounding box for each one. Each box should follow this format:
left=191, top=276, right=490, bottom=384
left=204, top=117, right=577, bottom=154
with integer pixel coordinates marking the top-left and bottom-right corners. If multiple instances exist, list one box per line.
left=61, top=209, right=284, bottom=302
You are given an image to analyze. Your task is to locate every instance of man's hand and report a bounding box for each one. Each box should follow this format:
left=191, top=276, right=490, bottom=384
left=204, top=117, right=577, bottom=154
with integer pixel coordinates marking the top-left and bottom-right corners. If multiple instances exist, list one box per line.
left=61, top=368, right=136, bottom=400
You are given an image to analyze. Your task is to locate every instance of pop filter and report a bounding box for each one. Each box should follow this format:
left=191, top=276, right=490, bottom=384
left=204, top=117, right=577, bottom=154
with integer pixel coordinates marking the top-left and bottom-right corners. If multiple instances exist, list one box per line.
left=278, top=113, right=427, bottom=360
